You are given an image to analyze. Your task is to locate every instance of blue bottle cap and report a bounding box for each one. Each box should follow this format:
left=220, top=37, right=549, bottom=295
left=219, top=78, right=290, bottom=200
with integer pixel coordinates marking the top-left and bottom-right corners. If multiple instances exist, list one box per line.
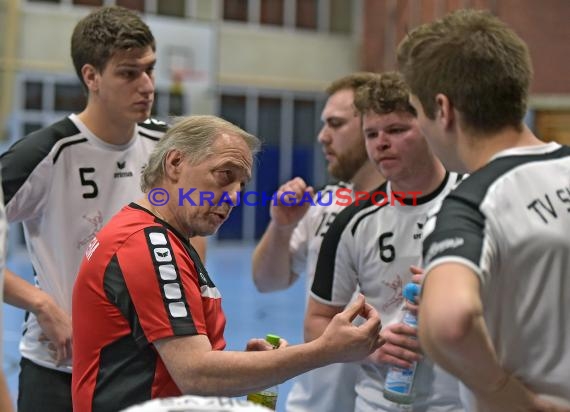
left=403, top=283, right=421, bottom=302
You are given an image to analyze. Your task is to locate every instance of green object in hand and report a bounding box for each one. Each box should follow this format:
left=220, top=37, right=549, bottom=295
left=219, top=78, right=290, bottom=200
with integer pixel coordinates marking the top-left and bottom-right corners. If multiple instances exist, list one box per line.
left=246, top=334, right=281, bottom=410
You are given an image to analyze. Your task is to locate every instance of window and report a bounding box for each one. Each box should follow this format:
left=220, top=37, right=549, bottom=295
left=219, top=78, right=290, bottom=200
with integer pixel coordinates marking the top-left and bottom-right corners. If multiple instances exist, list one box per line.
left=258, top=97, right=281, bottom=145
left=116, top=0, right=145, bottom=12
left=223, top=0, right=248, bottom=22
left=221, top=0, right=355, bottom=33
left=157, top=0, right=186, bottom=17
left=24, top=0, right=218, bottom=20
left=27, top=0, right=146, bottom=12
left=330, top=0, right=352, bottom=33
left=292, top=98, right=319, bottom=194
left=296, top=0, right=317, bottom=29
left=73, top=0, right=103, bottom=6
left=220, top=94, right=247, bottom=129
left=218, top=89, right=325, bottom=240
left=261, top=0, right=284, bottom=26
left=54, top=83, right=86, bottom=112
left=293, top=99, right=317, bottom=146
left=24, top=81, right=43, bottom=110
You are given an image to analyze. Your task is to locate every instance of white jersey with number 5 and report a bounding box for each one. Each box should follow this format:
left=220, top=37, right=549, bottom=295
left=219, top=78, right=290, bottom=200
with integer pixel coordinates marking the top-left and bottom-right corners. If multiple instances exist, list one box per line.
left=0, top=114, right=165, bottom=372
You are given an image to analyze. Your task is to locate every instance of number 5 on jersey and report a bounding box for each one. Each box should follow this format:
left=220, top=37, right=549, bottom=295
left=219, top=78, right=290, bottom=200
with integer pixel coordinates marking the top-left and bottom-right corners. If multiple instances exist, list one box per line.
left=79, top=167, right=99, bottom=199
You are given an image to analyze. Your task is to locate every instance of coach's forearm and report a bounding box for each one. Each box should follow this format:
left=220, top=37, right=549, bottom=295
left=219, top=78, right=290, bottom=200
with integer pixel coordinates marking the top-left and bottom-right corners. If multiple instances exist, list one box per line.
left=158, top=335, right=330, bottom=397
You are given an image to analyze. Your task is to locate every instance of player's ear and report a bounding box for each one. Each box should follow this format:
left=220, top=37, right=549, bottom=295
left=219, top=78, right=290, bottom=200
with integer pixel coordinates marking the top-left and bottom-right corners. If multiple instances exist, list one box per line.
left=82, top=64, right=99, bottom=93
left=163, top=149, right=185, bottom=181
left=435, top=93, right=454, bottom=130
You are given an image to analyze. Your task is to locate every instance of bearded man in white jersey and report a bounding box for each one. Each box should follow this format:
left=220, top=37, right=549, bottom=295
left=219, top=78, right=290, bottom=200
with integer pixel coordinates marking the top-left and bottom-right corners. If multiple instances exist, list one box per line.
left=252, top=73, right=384, bottom=412
left=306, top=72, right=464, bottom=411
left=0, top=6, right=205, bottom=412
left=398, top=9, right=570, bottom=412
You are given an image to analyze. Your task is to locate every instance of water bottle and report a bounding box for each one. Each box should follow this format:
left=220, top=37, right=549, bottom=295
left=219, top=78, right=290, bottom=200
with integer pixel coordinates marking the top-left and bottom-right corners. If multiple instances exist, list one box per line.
left=246, top=334, right=281, bottom=410
left=383, top=283, right=421, bottom=406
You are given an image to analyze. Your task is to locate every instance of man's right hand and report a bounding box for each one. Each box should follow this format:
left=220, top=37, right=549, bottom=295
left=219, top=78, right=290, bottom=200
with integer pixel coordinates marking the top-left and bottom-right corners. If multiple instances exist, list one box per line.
left=368, top=322, right=422, bottom=368
left=270, top=177, right=315, bottom=227
left=35, top=294, right=72, bottom=366
left=4, top=269, right=72, bottom=365
left=318, top=294, right=383, bottom=363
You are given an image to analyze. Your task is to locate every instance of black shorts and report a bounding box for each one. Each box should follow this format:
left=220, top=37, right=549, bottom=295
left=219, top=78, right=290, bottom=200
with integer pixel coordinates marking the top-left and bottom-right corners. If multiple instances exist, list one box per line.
left=17, top=357, right=72, bottom=412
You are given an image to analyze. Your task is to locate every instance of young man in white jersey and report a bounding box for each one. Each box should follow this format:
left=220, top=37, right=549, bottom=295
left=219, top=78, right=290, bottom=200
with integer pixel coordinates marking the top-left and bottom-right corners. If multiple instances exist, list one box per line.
left=306, top=72, right=464, bottom=411
left=398, top=9, right=570, bottom=411
left=252, top=73, right=385, bottom=412
left=0, top=6, right=205, bottom=412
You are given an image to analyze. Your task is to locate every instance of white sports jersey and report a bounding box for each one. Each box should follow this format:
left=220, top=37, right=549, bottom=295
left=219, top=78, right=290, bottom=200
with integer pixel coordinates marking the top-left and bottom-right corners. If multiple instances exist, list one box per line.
left=290, top=182, right=353, bottom=292
left=423, top=143, right=570, bottom=408
left=312, top=173, right=464, bottom=412
left=1, top=114, right=166, bottom=372
left=121, top=396, right=272, bottom=412
left=286, top=183, right=360, bottom=412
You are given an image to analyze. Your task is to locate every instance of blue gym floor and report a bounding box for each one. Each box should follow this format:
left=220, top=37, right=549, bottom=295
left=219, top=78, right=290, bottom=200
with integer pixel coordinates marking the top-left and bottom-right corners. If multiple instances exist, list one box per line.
left=2, top=241, right=307, bottom=411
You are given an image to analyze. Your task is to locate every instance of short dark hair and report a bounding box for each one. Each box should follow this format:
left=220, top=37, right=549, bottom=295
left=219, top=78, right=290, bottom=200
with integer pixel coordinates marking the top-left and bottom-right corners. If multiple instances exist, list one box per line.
left=354, top=72, right=416, bottom=116
left=398, top=9, right=532, bottom=133
left=71, top=6, right=155, bottom=89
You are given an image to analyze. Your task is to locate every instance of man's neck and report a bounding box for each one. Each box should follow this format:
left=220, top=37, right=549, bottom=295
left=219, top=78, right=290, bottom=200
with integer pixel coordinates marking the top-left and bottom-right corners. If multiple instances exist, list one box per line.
left=392, top=158, right=447, bottom=197
left=461, top=124, right=544, bottom=172
left=351, top=161, right=386, bottom=192
left=136, top=198, right=189, bottom=238
left=78, top=106, right=136, bottom=146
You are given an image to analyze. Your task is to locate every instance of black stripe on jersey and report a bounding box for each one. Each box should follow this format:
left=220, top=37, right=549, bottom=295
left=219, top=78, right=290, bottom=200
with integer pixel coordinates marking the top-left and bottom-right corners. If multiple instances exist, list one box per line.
left=139, top=131, right=161, bottom=141
left=103, top=255, right=149, bottom=348
left=313, top=180, right=350, bottom=195
left=0, top=117, right=81, bottom=204
left=94, top=334, right=157, bottom=412
left=351, top=182, right=389, bottom=236
left=403, top=171, right=450, bottom=206
left=143, top=226, right=198, bottom=335
left=53, top=138, right=88, bottom=163
left=138, top=118, right=167, bottom=141
left=98, top=255, right=157, bottom=410
left=423, top=146, right=570, bottom=266
left=138, top=118, right=169, bottom=133
left=181, top=240, right=215, bottom=289
left=311, top=182, right=387, bottom=301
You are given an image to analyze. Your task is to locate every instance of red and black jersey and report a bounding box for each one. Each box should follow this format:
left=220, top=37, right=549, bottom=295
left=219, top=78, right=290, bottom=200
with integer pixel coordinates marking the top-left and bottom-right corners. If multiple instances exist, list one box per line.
left=72, top=203, right=226, bottom=412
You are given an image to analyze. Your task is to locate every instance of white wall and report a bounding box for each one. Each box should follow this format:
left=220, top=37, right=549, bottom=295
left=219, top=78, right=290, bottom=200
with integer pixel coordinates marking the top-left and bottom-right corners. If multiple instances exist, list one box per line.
left=219, top=24, right=359, bottom=92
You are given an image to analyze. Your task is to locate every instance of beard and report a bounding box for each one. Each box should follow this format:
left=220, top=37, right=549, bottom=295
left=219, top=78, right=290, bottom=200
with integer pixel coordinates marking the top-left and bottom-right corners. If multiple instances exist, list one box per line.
left=328, top=144, right=369, bottom=182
